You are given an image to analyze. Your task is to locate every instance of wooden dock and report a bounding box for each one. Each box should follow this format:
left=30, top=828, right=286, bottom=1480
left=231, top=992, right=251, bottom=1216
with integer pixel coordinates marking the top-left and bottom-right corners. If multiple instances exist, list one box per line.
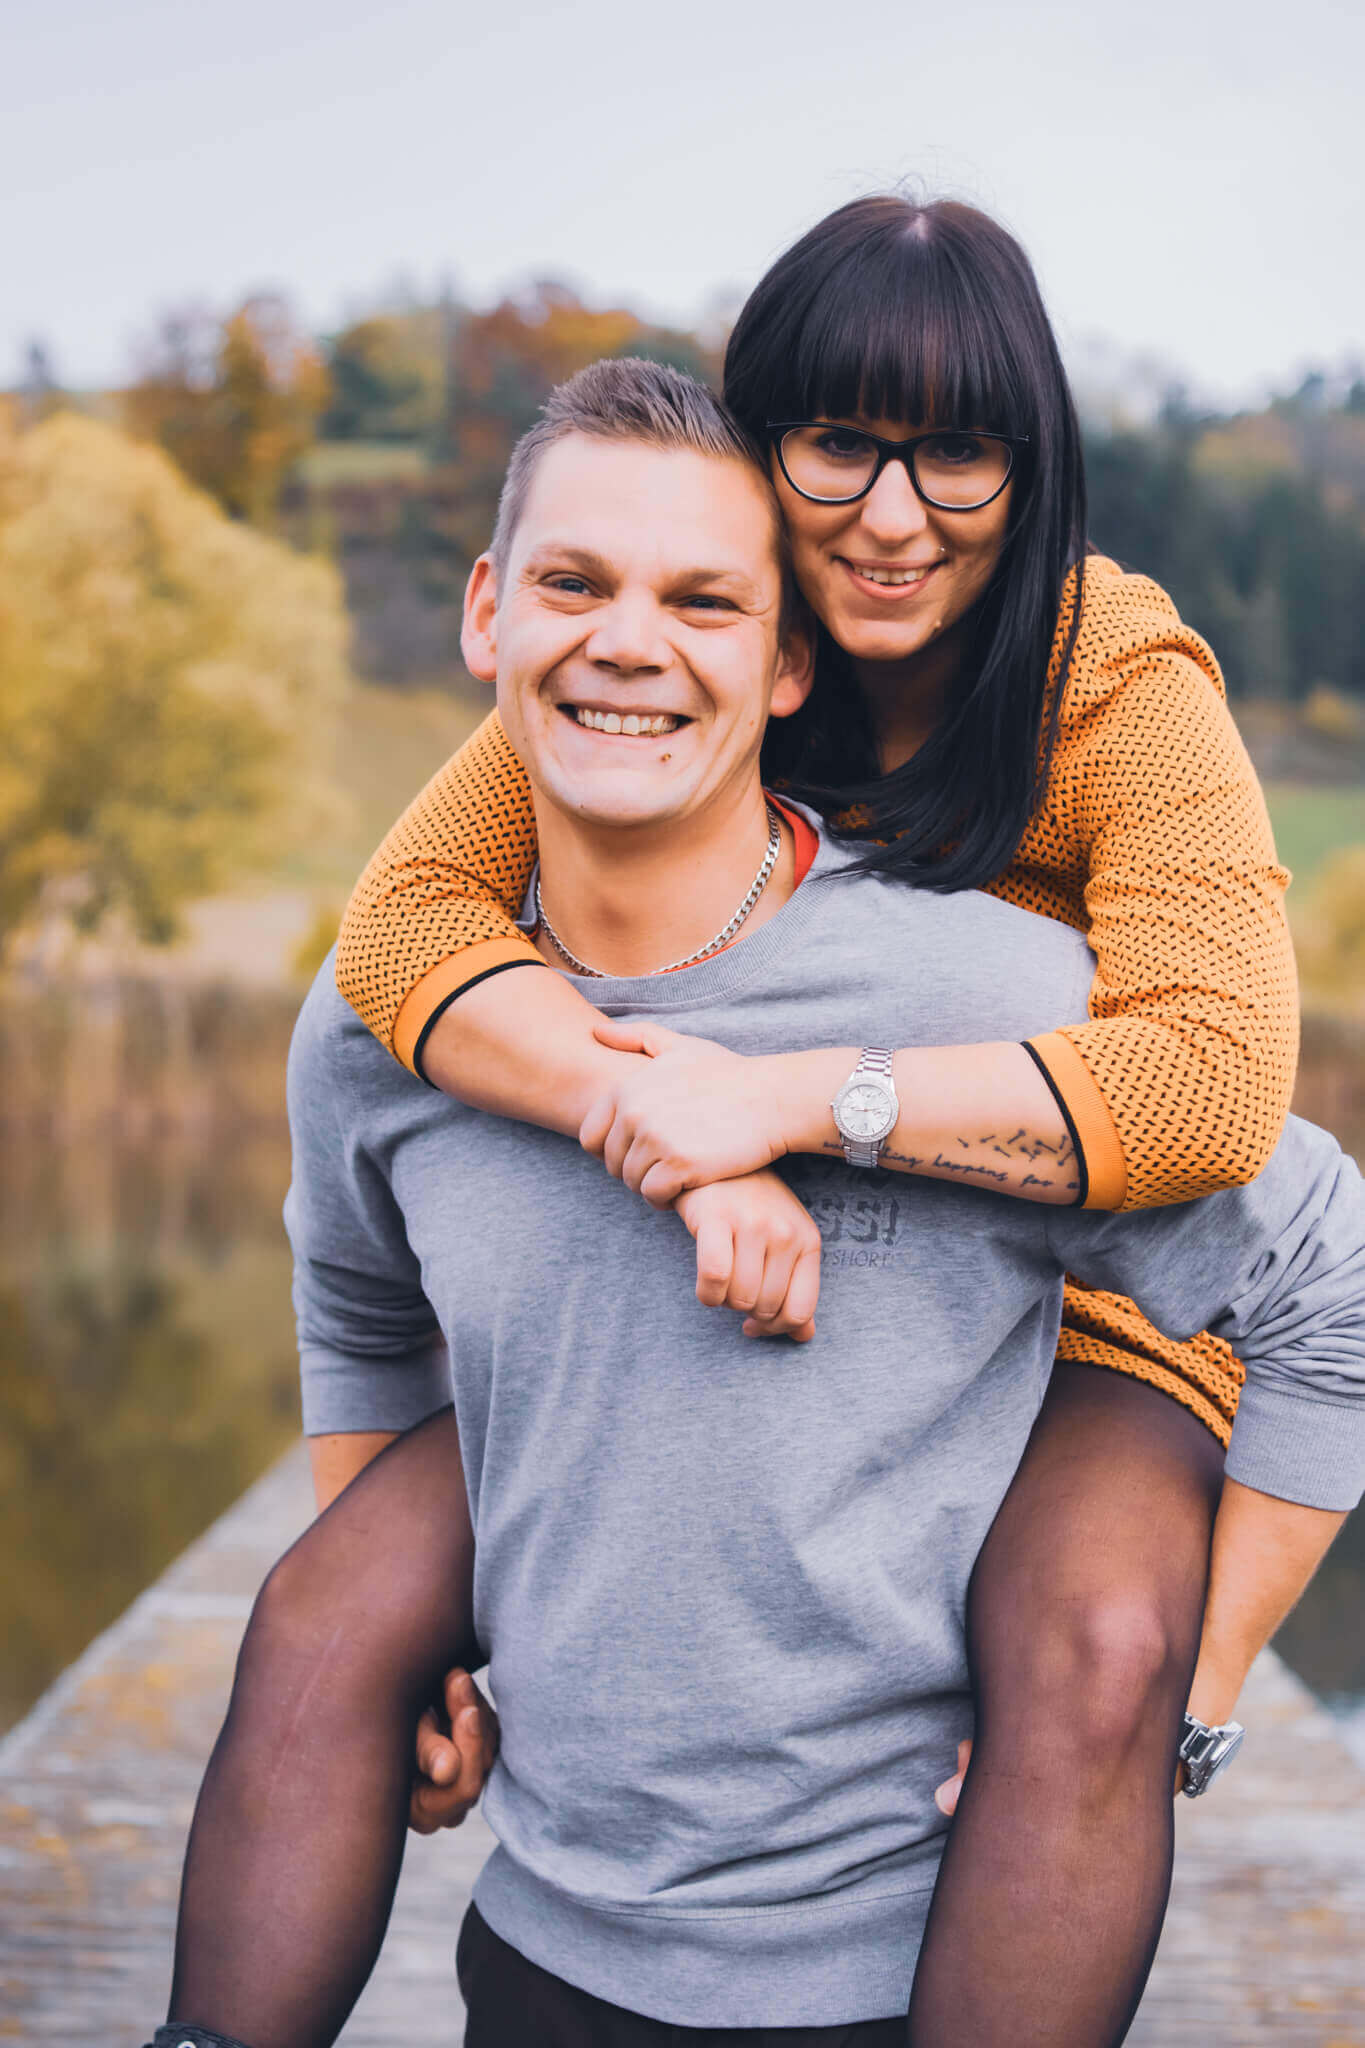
left=2, top=1448, right=1362, bottom=2045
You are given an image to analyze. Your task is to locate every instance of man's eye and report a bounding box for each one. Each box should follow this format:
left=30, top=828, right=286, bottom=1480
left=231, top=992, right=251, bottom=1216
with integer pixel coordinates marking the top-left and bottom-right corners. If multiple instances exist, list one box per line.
left=682, top=593, right=733, bottom=612
left=545, top=574, right=592, bottom=595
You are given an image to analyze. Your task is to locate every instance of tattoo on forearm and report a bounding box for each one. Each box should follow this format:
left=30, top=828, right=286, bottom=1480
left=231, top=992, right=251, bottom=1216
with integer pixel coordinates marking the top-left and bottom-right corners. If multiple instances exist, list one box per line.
left=820, top=1127, right=1078, bottom=1194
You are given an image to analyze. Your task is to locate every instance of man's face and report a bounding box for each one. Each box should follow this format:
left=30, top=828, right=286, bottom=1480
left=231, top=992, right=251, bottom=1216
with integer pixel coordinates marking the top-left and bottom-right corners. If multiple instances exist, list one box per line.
left=463, top=434, right=809, bottom=833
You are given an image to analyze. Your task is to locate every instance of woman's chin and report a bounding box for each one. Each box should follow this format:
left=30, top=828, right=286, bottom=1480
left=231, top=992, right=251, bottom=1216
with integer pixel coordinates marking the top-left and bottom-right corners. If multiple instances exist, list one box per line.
left=825, top=611, right=939, bottom=667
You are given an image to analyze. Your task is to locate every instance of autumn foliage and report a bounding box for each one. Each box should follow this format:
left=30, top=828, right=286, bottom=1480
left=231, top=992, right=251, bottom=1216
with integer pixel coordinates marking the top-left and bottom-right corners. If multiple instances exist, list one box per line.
left=124, top=296, right=331, bottom=526
left=0, top=412, right=349, bottom=955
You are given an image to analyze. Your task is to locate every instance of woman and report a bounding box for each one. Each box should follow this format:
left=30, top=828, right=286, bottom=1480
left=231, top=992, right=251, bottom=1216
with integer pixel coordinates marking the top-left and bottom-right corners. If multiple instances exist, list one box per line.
left=158, top=197, right=1297, bottom=2048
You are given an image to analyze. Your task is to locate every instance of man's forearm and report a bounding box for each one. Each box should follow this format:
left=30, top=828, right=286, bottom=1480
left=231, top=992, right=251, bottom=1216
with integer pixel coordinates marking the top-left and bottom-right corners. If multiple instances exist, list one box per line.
left=1186, top=1476, right=1348, bottom=1725
left=308, top=1429, right=401, bottom=1513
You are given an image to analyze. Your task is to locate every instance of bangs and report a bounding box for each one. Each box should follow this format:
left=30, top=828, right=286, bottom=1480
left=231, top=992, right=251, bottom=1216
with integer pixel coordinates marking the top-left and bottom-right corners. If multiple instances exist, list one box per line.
left=759, top=220, right=1030, bottom=438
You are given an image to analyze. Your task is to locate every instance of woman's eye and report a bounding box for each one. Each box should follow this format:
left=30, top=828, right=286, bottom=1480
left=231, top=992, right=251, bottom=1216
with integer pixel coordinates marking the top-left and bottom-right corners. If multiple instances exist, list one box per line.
left=815, top=430, right=870, bottom=461
left=923, top=435, right=983, bottom=466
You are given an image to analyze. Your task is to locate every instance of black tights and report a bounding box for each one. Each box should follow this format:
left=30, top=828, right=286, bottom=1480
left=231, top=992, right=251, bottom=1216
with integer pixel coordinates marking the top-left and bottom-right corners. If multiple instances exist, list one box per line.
left=168, top=1409, right=478, bottom=2048
left=906, top=1362, right=1225, bottom=2046
left=166, top=1366, right=1223, bottom=2048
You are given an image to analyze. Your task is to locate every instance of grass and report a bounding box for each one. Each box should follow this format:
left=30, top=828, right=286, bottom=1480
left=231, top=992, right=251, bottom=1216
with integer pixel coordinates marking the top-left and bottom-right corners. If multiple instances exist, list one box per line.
left=293, top=440, right=429, bottom=486
left=1263, top=783, right=1365, bottom=892
left=275, top=677, right=491, bottom=895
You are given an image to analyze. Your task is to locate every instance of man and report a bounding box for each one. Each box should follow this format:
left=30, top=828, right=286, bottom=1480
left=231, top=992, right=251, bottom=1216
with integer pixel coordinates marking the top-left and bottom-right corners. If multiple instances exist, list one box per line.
left=153, top=361, right=1364, bottom=2048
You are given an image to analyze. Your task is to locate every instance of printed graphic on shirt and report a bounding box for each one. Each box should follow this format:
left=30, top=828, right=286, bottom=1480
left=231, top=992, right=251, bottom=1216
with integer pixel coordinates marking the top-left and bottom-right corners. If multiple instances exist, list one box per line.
left=782, top=1163, right=913, bottom=1270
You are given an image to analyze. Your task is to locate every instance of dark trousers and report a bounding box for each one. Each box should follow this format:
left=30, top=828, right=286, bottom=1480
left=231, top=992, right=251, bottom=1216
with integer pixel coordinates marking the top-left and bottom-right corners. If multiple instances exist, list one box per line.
left=456, top=1904, right=905, bottom=2047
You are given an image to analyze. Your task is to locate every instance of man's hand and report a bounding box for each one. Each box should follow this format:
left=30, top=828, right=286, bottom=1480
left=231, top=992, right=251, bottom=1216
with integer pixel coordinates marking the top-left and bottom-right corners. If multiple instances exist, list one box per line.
left=409, top=1668, right=500, bottom=1835
left=580, top=1020, right=796, bottom=1209
left=934, top=1737, right=973, bottom=1817
left=674, top=1170, right=823, bottom=1340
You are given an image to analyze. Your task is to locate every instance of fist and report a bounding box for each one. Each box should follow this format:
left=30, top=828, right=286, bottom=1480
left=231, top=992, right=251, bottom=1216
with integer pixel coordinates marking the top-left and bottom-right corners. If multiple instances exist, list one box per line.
left=409, top=1667, right=499, bottom=1835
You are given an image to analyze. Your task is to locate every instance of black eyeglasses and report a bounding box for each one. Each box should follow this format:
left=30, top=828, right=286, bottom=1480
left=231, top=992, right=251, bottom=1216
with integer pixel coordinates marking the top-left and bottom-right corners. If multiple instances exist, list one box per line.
left=768, top=422, right=1029, bottom=511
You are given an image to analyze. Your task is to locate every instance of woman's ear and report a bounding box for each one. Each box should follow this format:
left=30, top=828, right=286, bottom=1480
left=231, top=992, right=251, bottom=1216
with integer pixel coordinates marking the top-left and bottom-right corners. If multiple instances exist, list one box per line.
left=461, top=555, right=499, bottom=682
left=768, top=614, right=816, bottom=722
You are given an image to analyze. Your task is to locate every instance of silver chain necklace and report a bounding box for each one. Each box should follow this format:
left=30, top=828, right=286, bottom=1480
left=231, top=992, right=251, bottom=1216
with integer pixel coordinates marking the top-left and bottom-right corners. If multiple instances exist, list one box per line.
left=535, top=803, right=784, bottom=978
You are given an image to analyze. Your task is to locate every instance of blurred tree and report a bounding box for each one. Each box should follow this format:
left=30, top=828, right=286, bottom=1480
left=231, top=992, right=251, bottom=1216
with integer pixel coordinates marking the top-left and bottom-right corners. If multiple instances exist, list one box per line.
left=1086, top=398, right=1365, bottom=701
left=20, top=338, right=63, bottom=425
left=439, top=280, right=718, bottom=559
left=322, top=311, right=446, bottom=442
left=0, top=412, right=349, bottom=959
left=124, top=296, right=330, bottom=525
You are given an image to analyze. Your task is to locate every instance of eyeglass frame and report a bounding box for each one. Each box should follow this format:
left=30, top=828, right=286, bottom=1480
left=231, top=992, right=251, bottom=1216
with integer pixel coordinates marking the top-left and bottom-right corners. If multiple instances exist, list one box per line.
left=767, top=421, right=1031, bottom=511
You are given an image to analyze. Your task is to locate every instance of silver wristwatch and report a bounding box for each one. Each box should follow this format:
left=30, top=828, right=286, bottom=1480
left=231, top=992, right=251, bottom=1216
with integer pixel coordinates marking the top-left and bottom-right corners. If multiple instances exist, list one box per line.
left=831, top=1047, right=900, bottom=1169
left=1177, top=1711, right=1245, bottom=1798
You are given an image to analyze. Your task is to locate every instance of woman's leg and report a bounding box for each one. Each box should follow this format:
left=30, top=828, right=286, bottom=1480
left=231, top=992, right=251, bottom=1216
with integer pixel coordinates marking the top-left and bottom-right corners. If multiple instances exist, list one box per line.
left=905, top=1362, right=1225, bottom=2048
left=166, top=1406, right=478, bottom=2048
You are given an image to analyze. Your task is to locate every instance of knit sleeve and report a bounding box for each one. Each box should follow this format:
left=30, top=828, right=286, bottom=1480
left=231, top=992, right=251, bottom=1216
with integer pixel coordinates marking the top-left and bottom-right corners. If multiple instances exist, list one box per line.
left=1024, top=618, right=1299, bottom=1212
left=334, top=711, right=544, bottom=1073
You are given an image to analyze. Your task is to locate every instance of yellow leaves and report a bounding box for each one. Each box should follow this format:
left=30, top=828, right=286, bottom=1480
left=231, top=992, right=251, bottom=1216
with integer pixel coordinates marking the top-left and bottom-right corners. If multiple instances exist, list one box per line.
left=0, top=412, right=350, bottom=957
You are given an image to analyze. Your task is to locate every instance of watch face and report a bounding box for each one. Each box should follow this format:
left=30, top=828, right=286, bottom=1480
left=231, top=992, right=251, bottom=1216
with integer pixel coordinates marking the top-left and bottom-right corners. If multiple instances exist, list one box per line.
left=837, top=1081, right=895, bottom=1140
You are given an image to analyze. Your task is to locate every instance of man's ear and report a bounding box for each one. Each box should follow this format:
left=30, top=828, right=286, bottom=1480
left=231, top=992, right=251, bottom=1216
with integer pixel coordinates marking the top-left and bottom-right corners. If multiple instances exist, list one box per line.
left=768, top=614, right=816, bottom=722
left=461, top=554, right=499, bottom=682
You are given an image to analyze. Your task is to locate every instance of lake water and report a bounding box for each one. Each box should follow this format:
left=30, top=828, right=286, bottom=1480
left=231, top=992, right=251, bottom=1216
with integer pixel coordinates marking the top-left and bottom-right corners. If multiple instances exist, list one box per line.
left=4, top=1113, right=1363, bottom=1754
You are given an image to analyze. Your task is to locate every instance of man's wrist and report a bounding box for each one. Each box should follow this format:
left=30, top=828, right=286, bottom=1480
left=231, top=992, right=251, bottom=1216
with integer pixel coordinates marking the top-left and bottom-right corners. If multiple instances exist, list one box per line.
left=1185, top=1658, right=1251, bottom=1732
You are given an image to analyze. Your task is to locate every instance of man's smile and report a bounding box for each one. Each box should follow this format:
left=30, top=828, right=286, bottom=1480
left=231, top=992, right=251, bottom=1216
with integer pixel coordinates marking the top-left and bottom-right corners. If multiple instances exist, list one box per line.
left=559, top=704, right=688, bottom=738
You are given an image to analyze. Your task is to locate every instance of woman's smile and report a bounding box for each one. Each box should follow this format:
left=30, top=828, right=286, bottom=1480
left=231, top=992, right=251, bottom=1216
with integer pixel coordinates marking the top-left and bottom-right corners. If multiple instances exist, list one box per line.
left=838, top=556, right=944, bottom=600
left=775, top=426, right=1013, bottom=675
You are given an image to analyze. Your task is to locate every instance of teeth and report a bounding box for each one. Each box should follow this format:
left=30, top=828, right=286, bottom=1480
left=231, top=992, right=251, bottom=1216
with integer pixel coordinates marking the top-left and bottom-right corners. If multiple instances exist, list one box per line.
left=573, top=709, right=680, bottom=736
left=859, top=565, right=932, bottom=586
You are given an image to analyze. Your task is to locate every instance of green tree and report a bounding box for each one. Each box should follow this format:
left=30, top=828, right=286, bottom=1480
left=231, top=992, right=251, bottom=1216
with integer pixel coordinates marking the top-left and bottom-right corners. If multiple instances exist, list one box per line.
left=322, top=312, right=446, bottom=442
left=0, top=412, right=349, bottom=958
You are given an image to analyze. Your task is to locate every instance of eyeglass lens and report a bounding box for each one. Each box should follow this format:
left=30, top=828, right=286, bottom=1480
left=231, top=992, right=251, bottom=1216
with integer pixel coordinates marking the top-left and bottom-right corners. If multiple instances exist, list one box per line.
left=779, top=426, right=1011, bottom=508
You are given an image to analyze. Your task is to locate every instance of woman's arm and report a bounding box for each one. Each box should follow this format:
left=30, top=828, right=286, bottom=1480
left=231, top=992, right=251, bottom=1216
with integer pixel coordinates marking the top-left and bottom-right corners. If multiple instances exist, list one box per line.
left=577, top=1026, right=1079, bottom=1208
left=335, top=573, right=1298, bottom=1217
left=334, top=713, right=1078, bottom=1201
left=1011, top=568, right=1299, bottom=1211
left=334, top=710, right=543, bottom=1071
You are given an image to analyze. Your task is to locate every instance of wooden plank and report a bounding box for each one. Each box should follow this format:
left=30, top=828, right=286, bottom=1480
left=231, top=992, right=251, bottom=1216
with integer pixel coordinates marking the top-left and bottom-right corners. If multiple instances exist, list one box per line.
left=2, top=1446, right=1361, bottom=2043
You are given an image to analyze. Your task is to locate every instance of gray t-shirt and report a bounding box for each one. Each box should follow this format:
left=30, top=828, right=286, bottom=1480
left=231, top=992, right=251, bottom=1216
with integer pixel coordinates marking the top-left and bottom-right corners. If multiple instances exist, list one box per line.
left=288, top=821, right=1365, bottom=2028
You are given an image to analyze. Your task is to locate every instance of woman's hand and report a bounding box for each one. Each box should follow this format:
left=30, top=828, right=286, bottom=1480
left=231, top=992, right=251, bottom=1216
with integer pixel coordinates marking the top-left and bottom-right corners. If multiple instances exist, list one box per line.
left=674, top=1169, right=823, bottom=1341
left=579, top=1020, right=797, bottom=1208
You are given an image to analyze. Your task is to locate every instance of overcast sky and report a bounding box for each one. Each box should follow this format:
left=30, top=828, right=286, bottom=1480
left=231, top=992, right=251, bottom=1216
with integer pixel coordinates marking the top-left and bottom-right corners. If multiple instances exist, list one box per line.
left=6, top=0, right=1362, bottom=403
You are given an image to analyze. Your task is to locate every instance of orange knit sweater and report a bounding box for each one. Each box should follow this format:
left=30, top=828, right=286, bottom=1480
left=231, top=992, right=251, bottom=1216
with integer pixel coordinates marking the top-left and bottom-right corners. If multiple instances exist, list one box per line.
left=335, top=558, right=1299, bottom=1445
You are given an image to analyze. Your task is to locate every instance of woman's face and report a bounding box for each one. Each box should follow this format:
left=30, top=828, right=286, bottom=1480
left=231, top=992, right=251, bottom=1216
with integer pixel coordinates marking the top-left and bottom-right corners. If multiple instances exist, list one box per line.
left=771, top=414, right=1014, bottom=671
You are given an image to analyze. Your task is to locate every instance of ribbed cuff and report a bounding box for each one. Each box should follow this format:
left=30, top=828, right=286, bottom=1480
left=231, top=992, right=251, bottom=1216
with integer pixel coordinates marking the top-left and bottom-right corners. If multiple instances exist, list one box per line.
left=1027, top=1030, right=1128, bottom=1211
left=393, top=936, right=545, bottom=1075
left=1225, top=1379, right=1365, bottom=1511
left=299, top=1340, right=453, bottom=1437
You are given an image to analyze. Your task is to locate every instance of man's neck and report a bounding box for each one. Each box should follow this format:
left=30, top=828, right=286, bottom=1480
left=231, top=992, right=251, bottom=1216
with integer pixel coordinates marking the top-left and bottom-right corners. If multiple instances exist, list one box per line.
left=532, top=784, right=796, bottom=978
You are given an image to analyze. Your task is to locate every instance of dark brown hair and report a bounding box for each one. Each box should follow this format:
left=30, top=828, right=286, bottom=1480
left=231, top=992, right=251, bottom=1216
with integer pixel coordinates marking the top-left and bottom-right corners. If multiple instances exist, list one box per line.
left=725, top=195, right=1088, bottom=890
